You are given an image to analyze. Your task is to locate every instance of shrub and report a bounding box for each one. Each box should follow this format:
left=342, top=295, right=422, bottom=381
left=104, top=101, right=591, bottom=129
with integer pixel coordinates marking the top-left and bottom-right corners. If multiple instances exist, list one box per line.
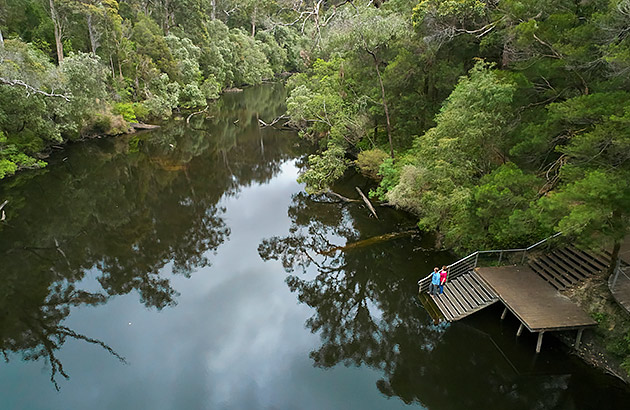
left=179, top=83, right=206, bottom=108
left=356, top=148, right=389, bottom=180
left=142, top=96, right=172, bottom=119
left=114, top=102, right=138, bottom=122
left=90, top=114, right=112, bottom=134
left=201, top=76, right=221, bottom=100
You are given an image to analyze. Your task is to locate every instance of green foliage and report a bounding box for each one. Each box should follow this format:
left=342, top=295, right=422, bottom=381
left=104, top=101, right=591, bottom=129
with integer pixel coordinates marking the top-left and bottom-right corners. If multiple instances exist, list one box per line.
left=114, top=102, right=137, bottom=122
left=356, top=148, right=389, bottom=180
left=201, top=76, right=221, bottom=100
left=0, top=131, right=47, bottom=179
left=449, top=163, right=545, bottom=250
left=178, top=83, right=206, bottom=109
left=297, top=144, right=349, bottom=194
left=286, top=58, right=369, bottom=149
left=370, top=157, right=401, bottom=200
left=386, top=61, right=516, bottom=238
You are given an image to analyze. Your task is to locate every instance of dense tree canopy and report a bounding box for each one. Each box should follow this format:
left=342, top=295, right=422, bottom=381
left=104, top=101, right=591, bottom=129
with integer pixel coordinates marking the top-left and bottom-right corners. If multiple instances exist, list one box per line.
left=0, top=0, right=313, bottom=178
left=282, top=0, right=630, bottom=277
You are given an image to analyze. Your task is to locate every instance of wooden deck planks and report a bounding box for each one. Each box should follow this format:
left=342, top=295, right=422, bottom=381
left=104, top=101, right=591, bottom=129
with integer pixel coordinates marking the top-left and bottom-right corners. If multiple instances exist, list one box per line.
left=469, top=271, right=497, bottom=300
left=429, top=272, right=499, bottom=321
left=475, top=266, right=597, bottom=332
left=553, top=248, right=594, bottom=278
left=565, top=246, right=608, bottom=271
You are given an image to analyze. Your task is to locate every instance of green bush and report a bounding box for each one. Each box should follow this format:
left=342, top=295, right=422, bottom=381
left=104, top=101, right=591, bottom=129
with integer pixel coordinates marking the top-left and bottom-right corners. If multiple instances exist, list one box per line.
left=133, top=104, right=149, bottom=122
left=201, top=76, right=221, bottom=100
left=0, top=159, right=18, bottom=179
left=90, top=114, right=112, bottom=134
left=142, top=96, right=172, bottom=119
left=114, top=102, right=138, bottom=122
left=179, top=83, right=206, bottom=108
left=356, top=148, right=389, bottom=180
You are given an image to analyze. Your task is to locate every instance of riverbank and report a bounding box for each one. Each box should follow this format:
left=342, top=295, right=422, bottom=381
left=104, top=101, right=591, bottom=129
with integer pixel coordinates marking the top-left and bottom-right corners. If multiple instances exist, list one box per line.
left=559, top=276, right=630, bottom=384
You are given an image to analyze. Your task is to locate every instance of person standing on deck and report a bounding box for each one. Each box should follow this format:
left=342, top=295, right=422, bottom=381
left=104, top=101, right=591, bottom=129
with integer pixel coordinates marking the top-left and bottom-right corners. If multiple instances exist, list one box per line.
left=439, top=265, right=448, bottom=294
left=428, top=267, right=441, bottom=296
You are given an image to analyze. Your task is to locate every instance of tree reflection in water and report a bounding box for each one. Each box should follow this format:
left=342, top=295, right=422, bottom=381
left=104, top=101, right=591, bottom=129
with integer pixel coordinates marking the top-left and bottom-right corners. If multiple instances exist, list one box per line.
left=0, top=84, right=300, bottom=389
left=259, top=189, right=614, bottom=409
left=258, top=190, right=450, bottom=402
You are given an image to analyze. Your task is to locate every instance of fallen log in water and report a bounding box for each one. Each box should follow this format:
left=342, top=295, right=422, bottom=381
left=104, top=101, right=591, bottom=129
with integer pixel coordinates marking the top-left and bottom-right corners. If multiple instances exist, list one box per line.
left=129, top=122, right=160, bottom=130
left=320, top=230, right=417, bottom=256
left=324, top=191, right=360, bottom=203
left=258, top=114, right=289, bottom=128
left=186, top=105, right=210, bottom=124
left=355, top=187, right=378, bottom=219
left=0, top=200, right=7, bottom=221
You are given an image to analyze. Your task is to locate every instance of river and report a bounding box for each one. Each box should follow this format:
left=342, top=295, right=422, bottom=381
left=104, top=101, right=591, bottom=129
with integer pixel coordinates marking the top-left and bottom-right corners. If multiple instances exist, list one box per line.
left=0, top=84, right=628, bottom=409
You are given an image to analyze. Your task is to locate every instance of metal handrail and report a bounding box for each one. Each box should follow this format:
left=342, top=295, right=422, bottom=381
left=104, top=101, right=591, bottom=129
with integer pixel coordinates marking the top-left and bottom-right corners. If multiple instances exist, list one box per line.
left=418, top=232, right=562, bottom=292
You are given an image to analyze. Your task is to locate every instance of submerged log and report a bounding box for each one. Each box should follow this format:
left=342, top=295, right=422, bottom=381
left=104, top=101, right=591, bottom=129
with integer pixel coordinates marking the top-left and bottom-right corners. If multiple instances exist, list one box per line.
left=325, top=190, right=360, bottom=203
left=355, top=187, right=378, bottom=219
left=320, top=230, right=417, bottom=256
left=129, top=122, right=160, bottom=130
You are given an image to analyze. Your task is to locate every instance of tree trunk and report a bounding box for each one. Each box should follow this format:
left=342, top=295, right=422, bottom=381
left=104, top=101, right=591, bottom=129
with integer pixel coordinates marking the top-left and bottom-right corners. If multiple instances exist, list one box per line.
left=607, top=240, right=621, bottom=280
left=251, top=5, right=257, bottom=37
left=0, top=27, right=4, bottom=48
left=109, top=55, right=115, bottom=79
left=163, top=0, right=171, bottom=34
left=211, top=0, right=216, bottom=20
left=49, top=0, right=64, bottom=64
left=369, top=52, right=394, bottom=160
left=87, top=14, right=98, bottom=55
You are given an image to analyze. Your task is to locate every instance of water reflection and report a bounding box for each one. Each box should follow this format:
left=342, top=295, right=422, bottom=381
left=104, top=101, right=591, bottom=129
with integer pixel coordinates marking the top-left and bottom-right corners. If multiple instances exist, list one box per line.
left=0, top=84, right=300, bottom=387
left=259, top=187, right=630, bottom=409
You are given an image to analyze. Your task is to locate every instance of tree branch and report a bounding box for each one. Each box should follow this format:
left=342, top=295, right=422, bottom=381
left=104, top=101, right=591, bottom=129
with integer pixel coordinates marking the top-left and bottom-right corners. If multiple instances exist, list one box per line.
left=0, top=78, right=71, bottom=101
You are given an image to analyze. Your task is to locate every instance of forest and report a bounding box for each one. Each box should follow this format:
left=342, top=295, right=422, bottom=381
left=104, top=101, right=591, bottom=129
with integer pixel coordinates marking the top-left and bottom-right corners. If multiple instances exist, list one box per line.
left=1, top=0, right=630, bottom=382
left=1, top=0, right=629, bottom=270
left=0, top=0, right=306, bottom=179
left=280, top=0, right=630, bottom=274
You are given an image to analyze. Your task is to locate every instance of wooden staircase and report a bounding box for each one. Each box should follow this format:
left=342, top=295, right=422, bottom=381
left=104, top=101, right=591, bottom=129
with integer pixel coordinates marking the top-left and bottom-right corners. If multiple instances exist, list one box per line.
left=429, top=271, right=498, bottom=321
left=528, top=246, right=610, bottom=290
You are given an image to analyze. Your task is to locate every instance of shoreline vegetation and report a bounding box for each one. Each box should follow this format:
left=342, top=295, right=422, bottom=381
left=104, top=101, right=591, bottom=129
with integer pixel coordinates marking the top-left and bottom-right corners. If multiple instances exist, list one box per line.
left=560, top=276, right=630, bottom=384
left=0, top=0, right=308, bottom=180
left=1, top=0, right=629, bottom=383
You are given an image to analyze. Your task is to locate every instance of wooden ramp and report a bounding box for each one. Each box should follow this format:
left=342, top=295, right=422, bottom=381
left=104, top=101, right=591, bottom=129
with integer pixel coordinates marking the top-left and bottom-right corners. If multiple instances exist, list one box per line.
left=528, top=246, right=609, bottom=290
left=429, top=271, right=498, bottom=321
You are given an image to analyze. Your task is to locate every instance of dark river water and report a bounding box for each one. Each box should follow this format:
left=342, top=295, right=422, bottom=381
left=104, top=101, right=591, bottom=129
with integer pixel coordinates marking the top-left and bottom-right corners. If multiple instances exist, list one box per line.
left=0, top=84, right=628, bottom=409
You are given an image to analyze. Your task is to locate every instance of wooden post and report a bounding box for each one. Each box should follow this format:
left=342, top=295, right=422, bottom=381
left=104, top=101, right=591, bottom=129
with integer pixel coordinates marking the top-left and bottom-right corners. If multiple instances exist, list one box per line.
left=575, top=329, right=584, bottom=349
left=516, top=323, right=524, bottom=337
left=611, top=259, right=621, bottom=289
left=500, top=307, right=508, bottom=320
left=536, top=331, right=545, bottom=353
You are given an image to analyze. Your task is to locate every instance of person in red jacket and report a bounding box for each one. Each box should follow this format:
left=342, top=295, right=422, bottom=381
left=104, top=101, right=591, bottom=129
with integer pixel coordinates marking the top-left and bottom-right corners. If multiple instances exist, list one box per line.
left=439, top=265, right=448, bottom=294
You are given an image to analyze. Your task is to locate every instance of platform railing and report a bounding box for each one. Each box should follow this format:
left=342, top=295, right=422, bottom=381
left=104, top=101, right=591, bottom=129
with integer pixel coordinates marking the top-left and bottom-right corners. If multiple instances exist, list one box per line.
left=418, top=232, right=562, bottom=293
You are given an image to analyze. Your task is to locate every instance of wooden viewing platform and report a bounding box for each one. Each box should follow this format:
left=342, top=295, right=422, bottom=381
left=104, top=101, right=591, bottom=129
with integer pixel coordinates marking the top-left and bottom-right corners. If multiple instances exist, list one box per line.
left=475, top=266, right=597, bottom=352
left=419, top=236, right=601, bottom=352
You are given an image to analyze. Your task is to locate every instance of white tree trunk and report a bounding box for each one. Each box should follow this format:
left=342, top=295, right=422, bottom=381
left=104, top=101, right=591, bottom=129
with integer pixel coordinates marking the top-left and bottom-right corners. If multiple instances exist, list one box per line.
left=49, top=0, right=64, bottom=63
left=86, top=14, right=100, bottom=55
left=251, top=5, right=257, bottom=37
